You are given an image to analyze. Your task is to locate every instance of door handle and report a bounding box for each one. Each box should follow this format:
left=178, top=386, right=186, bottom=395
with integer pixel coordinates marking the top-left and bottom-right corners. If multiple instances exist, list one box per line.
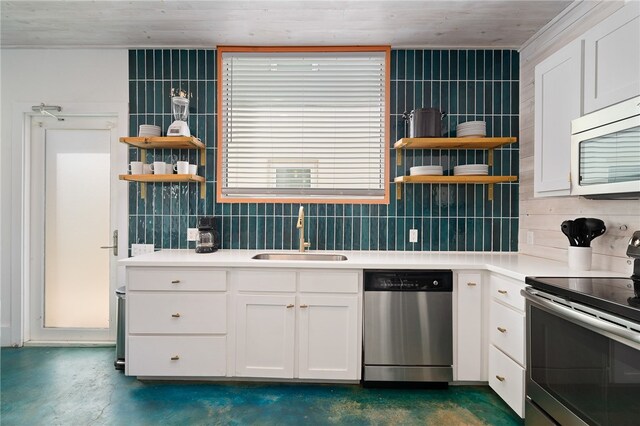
left=100, top=230, right=118, bottom=256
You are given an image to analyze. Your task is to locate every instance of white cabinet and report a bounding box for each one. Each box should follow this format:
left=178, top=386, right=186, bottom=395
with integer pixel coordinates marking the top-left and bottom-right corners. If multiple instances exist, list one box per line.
left=583, top=2, right=640, bottom=114
left=232, top=269, right=362, bottom=381
left=455, top=272, right=484, bottom=381
left=534, top=39, right=582, bottom=197
left=125, top=267, right=228, bottom=378
left=487, top=273, right=527, bottom=418
left=298, top=294, right=359, bottom=380
left=235, top=294, right=296, bottom=378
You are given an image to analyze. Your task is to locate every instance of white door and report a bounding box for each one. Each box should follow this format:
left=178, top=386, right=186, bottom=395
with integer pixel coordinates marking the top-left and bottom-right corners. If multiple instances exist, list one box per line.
left=29, top=115, right=124, bottom=342
left=235, top=294, right=296, bottom=378
left=298, top=294, right=358, bottom=380
left=455, top=273, right=483, bottom=381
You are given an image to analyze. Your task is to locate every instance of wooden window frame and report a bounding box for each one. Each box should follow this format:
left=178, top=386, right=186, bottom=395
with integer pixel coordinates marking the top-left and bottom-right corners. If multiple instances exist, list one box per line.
left=216, top=45, right=391, bottom=204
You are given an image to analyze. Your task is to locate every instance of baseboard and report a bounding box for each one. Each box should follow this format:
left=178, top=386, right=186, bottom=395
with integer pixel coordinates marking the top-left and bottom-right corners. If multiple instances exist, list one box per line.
left=23, top=341, right=115, bottom=347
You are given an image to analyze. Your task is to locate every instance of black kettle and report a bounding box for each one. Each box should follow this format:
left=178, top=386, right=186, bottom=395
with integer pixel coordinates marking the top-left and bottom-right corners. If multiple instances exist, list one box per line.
left=403, top=108, right=447, bottom=138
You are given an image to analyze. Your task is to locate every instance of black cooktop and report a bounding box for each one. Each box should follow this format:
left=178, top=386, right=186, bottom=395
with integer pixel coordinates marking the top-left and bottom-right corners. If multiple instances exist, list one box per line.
left=525, top=276, right=640, bottom=323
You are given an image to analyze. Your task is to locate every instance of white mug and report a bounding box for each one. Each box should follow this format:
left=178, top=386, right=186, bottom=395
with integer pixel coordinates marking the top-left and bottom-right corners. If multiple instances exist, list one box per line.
left=174, top=161, right=189, bottom=174
left=188, top=164, right=198, bottom=175
left=150, top=161, right=167, bottom=175
left=142, top=164, right=152, bottom=174
left=128, top=161, right=143, bottom=175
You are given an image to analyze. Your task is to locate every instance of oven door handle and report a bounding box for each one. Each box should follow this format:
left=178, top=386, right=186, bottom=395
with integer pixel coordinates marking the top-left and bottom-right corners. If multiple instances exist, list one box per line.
left=523, top=287, right=640, bottom=350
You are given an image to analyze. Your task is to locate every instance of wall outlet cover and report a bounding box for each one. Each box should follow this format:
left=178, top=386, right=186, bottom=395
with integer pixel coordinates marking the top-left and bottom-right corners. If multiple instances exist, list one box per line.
left=527, top=231, right=535, bottom=245
left=409, top=229, right=419, bottom=243
left=187, top=228, right=199, bottom=241
left=131, top=244, right=154, bottom=257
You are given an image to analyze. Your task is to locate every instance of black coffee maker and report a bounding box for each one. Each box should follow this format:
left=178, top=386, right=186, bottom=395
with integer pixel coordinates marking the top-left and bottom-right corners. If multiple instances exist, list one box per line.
left=195, top=216, right=220, bottom=253
left=627, top=231, right=640, bottom=307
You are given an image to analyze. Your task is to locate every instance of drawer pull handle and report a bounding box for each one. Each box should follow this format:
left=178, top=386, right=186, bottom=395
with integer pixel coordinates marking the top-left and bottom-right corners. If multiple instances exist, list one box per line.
left=495, top=375, right=505, bottom=382
left=171, top=280, right=181, bottom=284
left=467, top=282, right=477, bottom=286
left=497, top=327, right=507, bottom=333
left=497, top=290, right=508, bottom=294
left=286, top=304, right=295, bottom=309
left=300, top=304, right=309, bottom=308
left=171, top=355, right=180, bottom=361
left=171, top=313, right=181, bottom=318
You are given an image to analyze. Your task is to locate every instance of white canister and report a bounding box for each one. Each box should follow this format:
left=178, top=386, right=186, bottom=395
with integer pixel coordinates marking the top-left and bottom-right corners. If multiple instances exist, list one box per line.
left=568, top=246, right=592, bottom=271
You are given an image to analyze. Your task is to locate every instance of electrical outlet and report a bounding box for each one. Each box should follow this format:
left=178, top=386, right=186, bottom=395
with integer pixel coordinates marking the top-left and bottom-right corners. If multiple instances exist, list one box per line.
left=187, top=228, right=199, bottom=241
left=131, top=244, right=154, bottom=257
left=409, top=229, right=418, bottom=243
left=527, top=231, right=534, bottom=245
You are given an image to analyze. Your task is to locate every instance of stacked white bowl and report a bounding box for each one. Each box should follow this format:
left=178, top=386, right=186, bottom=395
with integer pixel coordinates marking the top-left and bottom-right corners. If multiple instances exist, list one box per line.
left=409, top=165, right=444, bottom=176
left=456, top=121, right=486, bottom=137
left=139, top=124, right=161, bottom=137
left=453, top=164, right=489, bottom=176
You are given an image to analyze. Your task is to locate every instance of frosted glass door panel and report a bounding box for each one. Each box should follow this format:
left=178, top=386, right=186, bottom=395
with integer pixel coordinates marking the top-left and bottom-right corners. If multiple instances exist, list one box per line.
left=579, top=126, right=640, bottom=186
left=44, top=129, right=111, bottom=328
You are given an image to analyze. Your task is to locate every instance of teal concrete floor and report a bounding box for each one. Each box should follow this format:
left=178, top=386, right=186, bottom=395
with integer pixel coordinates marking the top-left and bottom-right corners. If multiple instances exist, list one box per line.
left=1, top=347, right=522, bottom=425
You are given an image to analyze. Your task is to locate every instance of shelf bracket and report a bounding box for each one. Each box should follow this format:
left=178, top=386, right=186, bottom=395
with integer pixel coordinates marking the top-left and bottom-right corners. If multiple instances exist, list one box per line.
left=200, top=148, right=206, bottom=166
left=396, top=148, right=402, bottom=167
left=140, top=182, right=147, bottom=200
left=200, top=182, right=206, bottom=199
left=488, top=183, right=494, bottom=201
left=140, top=148, right=147, bottom=163
left=396, top=182, right=403, bottom=200
left=488, top=149, right=494, bottom=167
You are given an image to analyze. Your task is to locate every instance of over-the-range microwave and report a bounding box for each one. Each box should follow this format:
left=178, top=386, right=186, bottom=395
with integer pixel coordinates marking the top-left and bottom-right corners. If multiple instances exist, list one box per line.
left=571, top=96, right=640, bottom=199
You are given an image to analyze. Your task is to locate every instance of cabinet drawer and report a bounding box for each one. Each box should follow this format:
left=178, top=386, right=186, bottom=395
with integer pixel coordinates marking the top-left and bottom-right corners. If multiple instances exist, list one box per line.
left=234, top=270, right=296, bottom=292
left=128, top=293, right=227, bottom=334
left=299, top=271, right=359, bottom=293
left=128, top=268, right=227, bottom=291
left=490, top=274, right=526, bottom=312
left=128, top=335, right=226, bottom=377
left=489, top=344, right=525, bottom=418
left=490, top=300, right=525, bottom=365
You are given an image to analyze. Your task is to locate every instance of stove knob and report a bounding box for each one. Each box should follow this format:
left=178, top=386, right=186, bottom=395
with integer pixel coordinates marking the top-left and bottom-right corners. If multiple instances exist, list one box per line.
left=433, top=280, right=439, bottom=286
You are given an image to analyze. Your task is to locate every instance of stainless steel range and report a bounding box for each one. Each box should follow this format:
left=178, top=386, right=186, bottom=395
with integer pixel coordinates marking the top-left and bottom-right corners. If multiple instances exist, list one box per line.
left=523, top=231, right=640, bottom=425
left=363, top=270, right=453, bottom=383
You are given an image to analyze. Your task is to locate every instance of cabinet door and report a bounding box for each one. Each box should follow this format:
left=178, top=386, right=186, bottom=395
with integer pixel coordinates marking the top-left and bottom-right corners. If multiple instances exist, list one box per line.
left=235, top=294, right=296, bottom=378
left=534, top=39, right=582, bottom=197
left=298, top=295, right=359, bottom=380
left=456, top=273, right=483, bottom=381
left=583, top=2, right=640, bottom=114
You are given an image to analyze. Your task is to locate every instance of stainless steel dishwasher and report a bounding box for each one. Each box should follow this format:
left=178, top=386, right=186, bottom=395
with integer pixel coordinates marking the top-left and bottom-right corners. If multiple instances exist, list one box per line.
left=363, top=270, right=453, bottom=383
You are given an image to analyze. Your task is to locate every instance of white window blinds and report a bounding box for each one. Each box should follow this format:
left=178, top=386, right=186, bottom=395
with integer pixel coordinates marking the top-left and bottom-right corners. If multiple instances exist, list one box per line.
left=220, top=50, right=387, bottom=201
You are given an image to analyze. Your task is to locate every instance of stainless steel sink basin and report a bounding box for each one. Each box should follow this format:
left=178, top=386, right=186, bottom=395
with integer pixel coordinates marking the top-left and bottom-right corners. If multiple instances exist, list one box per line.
left=252, top=253, right=348, bottom=261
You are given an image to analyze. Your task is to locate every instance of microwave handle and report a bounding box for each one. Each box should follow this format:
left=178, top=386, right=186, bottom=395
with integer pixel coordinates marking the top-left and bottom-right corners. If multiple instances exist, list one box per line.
left=523, top=287, right=640, bottom=350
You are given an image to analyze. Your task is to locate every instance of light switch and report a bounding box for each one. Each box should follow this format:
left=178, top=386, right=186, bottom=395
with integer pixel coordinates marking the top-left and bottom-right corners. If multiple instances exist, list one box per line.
left=409, top=229, right=418, bottom=243
left=131, top=244, right=154, bottom=256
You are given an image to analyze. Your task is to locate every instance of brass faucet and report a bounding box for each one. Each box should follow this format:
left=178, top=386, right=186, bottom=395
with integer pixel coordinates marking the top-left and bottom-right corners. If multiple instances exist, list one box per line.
left=296, top=206, right=311, bottom=252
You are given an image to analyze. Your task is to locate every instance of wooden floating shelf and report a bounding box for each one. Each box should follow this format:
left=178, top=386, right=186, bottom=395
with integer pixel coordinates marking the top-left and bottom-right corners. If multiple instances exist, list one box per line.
left=394, top=175, right=518, bottom=201
left=119, top=174, right=206, bottom=199
left=394, top=137, right=516, bottom=150
left=119, top=136, right=205, bottom=150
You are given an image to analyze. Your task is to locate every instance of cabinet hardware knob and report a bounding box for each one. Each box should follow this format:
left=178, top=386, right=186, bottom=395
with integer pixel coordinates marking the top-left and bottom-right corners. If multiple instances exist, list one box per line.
left=495, top=375, right=505, bottom=382
left=171, top=313, right=181, bottom=318
left=300, top=304, right=309, bottom=308
left=171, top=280, right=180, bottom=284
left=171, top=355, right=180, bottom=361
left=286, top=304, right=294, bottom=308
left=467, top=282, right=477, bottom=286
left=497, top=327, right=507, bottom=333
left=498, top=290, right=508, bottom=294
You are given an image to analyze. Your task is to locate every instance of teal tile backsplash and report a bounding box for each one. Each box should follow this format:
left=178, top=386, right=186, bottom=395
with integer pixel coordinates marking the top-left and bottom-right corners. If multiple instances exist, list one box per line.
left=127, top=49, right=519, bottom=253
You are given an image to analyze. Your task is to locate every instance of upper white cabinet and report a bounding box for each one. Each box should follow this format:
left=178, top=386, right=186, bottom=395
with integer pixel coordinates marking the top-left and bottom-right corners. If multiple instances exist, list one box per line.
left=534, top=40, right=582, bottom=197
left=583, top=2, right=640, bottom=114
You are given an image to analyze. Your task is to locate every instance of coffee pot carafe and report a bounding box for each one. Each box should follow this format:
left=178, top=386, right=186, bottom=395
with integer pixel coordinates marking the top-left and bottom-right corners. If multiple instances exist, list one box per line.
left=195, top=216, right=220, bottom=254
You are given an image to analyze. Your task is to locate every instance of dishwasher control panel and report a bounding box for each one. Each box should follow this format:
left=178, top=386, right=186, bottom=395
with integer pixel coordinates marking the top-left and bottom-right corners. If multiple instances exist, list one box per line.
left=364, top=270, right=452, bottom=291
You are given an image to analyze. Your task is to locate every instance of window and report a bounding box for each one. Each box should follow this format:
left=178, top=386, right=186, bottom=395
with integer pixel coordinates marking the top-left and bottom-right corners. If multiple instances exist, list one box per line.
left=217, top=46, right=390, bottom=203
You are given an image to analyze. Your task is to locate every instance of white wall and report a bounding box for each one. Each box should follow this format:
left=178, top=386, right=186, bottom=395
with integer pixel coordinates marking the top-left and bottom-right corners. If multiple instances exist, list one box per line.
left=518, top=1, right=637, bottom=274
left=1, top=49, right=128, bottom=346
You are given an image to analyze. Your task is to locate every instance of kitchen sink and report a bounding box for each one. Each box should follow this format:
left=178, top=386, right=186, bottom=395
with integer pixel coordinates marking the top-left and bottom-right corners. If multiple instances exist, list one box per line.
left=251, top=253, right=348, bottom=261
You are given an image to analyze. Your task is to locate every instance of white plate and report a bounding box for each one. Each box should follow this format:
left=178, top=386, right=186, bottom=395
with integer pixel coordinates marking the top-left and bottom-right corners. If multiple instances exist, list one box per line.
left=454, top=171, right=489, bottom=176
left=410, top=165, right=443, bottom=176
left=454, top=164, right=489, bottom=173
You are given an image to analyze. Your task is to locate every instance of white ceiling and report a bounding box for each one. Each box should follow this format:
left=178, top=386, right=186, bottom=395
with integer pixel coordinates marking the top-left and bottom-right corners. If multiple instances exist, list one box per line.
left=1, top=0, right=574, bottom=49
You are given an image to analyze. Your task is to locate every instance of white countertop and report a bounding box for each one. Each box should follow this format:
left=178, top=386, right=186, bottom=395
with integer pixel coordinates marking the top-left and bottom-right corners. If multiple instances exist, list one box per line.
left=119, top=249, right=626, bottom=281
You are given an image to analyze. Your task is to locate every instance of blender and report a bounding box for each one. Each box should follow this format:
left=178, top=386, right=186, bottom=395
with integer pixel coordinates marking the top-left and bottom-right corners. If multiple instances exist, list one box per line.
left=167, top=88, right=192, bottom=137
